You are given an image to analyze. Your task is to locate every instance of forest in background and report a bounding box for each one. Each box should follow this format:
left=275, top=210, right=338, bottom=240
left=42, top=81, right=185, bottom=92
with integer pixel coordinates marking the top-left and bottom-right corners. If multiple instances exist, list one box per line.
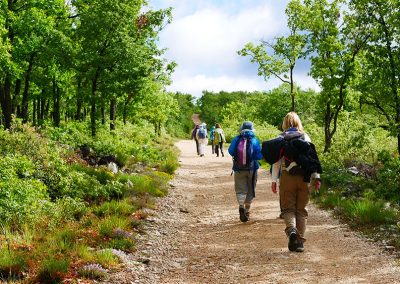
left=0, top=0, right=399, bottom=282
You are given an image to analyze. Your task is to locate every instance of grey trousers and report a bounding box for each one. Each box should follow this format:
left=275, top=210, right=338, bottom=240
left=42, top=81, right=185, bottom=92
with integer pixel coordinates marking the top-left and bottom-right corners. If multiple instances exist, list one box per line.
left=234, top=170, right=257, bottom=208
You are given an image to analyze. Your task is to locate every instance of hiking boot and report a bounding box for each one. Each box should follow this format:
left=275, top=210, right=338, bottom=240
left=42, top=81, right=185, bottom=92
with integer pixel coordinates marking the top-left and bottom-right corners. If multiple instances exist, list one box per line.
left=239, top=206, right=248, bottom=222
left=296, top=241, right=304, bottom=252
left=288, top=229, right=298, bottom=252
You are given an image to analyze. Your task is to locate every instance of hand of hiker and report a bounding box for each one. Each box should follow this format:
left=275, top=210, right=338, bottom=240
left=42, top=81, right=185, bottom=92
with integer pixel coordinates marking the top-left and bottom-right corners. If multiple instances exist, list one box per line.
left=314, top=179, right=321, bottom=191
left=271, top=182, right=277, bottom=194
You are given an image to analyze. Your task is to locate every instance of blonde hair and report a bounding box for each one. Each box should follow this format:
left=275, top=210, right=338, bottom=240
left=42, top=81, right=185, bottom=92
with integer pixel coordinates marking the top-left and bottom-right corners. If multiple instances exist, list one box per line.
left=282, top=112, right=304, bottom=132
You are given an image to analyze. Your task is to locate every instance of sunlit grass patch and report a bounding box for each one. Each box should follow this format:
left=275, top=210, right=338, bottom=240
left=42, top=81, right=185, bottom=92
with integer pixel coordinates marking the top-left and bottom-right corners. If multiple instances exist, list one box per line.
left=93, top=199, right=136, bottom=218
left=342, top=199, right=398, bottom=225
left=94, top=249, right=120, bottom=268
left=98, top=216, right=131, bottom=238
left=0, top=249, right=26, bottom=280
left=36, top=257, right=69, bottom=284
left=107, top=237, right=136, bottom=252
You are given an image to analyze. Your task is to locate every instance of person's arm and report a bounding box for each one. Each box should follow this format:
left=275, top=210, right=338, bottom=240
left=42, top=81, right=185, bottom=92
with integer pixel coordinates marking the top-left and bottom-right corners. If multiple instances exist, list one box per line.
left=228, top=136, right=238, bottom=156
left=253, top=139, right=263, bottom=160
left=305, top=136, right=321, bottom=190
left=271, top=159, right=282, bottom=194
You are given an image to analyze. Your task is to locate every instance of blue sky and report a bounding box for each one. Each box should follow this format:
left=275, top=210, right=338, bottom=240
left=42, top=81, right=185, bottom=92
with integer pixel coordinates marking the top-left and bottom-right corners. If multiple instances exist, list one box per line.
left=148, top=0, right=318, bottom=97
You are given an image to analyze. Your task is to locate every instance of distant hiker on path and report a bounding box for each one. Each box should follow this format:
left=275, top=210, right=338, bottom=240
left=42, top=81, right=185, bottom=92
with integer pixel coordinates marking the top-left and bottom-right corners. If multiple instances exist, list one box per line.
left=228, top=121, right=262, bottom=222
left=191, top=124, right=200, bottom=155
left=214, top=123, right=226, bottom=157
left=197, top=123, right=208, bottom=157
left=209, top=125, right=216, bottom=154
left=270, top=112, right=322, bottom=253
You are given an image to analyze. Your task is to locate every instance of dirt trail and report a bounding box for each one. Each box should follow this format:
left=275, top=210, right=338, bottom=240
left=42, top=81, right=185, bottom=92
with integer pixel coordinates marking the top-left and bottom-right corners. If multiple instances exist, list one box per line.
left=105, top=140, right=400, bottom=284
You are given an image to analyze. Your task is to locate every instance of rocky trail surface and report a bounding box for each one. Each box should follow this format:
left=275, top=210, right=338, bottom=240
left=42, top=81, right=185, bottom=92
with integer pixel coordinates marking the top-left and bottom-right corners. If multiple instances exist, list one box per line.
left=104, top=140, right=400, bottom=284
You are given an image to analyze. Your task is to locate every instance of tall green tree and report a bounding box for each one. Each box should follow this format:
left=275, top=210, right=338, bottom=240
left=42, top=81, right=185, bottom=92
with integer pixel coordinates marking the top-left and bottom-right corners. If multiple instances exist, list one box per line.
left=0, top=0, right=72, bottom=128
left=350, top=0, right=400, bottom=154
left=292, top=0, right=370, bottom=152
left=238, top=2, right=307, bottom=111
left=72, top=0, right=172, bottom=136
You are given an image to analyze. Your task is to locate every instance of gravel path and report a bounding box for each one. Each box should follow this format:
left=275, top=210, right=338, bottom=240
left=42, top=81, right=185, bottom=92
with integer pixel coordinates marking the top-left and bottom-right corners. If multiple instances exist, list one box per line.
left=103, top=140, right=400, bottom=284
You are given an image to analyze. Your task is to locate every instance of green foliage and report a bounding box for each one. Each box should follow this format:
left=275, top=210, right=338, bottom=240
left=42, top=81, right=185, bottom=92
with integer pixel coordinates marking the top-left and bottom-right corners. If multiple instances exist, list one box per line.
left=375, top=152, right=400, bottom=204
left=45, top=197, right=88, bottom=228
left=93, top=200, right=136, bottom=218
left=0, top=250, right=26, bottom=280
left=108, top=237, right=136, bottom=252
left=342, top=199, right=397, bottom=225
left=197, top=87, right=318, bottom=143
left=127, top=171, right=170, bottom=198
left=98, top=216, right=131, bottom=238
left=0, top=155, right=49, bottom=226
left=166, top=92, right=198, bottom=138
left=93, top=249, right=119, bottom=268
left=36, top=257, right=69, bottom=284
left=53, top=227, right=78, bottom=252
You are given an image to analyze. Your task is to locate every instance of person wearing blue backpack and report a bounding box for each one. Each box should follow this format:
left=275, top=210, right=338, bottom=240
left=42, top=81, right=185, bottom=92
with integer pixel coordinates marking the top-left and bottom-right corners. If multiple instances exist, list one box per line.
left=196, top=123, right=208, bottom=157
left=228, top=121, right=263, bottom=222
left=209, top=125, right=216, bottom=154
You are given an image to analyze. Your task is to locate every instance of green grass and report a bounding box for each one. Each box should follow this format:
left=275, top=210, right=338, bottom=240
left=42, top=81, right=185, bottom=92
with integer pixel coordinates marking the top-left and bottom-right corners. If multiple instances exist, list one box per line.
left=341, top=199, right=397, bottom=225
left=36, top=257, right=70, bottom=284
left=0, top=249, right=26, bottom=280
left=93, top=199, right=136, bottom=218
left=98, top=216, right=131, bottom=238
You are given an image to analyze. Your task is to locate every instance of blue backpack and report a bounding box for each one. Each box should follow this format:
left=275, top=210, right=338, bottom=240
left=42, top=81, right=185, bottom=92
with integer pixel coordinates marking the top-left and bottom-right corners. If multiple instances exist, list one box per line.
left=234, top=135, right=254, bottom=170
left=198, top=128, right=207, bottom=139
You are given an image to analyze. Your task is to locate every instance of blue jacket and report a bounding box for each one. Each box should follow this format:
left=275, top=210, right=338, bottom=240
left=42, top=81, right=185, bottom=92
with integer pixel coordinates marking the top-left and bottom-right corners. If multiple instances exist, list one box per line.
left=228, top=130, right=263, bottom=171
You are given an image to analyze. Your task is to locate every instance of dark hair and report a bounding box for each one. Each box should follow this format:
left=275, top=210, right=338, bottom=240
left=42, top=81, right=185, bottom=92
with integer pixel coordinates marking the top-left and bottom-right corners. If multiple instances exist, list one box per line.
left=215, top=123, right=221, bottom=128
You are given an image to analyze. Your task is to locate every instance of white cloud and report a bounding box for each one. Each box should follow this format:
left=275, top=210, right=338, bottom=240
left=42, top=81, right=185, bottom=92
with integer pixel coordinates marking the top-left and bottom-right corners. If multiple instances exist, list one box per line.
left=166, top=73, right=274, bottom=95
left=165, top=73, right=320, bottom=96
left=150, top=0, right=318, bottom=97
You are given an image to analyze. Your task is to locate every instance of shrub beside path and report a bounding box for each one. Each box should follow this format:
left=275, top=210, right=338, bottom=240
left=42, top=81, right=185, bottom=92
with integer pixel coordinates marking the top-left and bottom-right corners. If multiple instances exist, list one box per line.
left=104, top=140, right=400, bottom=283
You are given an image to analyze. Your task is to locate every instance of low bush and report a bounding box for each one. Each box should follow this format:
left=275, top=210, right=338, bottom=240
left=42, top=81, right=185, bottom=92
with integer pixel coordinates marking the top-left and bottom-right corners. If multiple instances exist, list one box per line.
left=36, top=257, right=69, bottom=284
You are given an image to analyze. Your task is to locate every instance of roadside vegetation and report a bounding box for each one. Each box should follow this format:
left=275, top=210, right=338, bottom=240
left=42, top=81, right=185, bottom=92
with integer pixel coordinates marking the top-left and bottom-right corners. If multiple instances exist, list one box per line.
left=0, top=119, right=183, bottom=282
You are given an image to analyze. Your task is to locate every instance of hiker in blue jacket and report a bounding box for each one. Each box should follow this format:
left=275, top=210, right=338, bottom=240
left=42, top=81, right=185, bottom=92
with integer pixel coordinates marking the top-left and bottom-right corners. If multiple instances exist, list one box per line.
left=228, top=121, right=263, bottom=222
left=209, top=125, right=216, bottom=154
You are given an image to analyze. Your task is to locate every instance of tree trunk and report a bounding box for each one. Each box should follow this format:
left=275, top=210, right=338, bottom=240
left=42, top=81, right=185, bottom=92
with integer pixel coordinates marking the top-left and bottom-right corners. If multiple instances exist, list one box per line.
left=101, top=104, right=106, bottom=125
left=290, top=65, right=295, bottom=112
left=37, top=97, right=41, bottom=125
left=76, top=81, right=83, bottom=121
left=1, top=74, right=13, bottom=129
left=1, top=0, right=14, bottom=129
left=53, top=79, right=61, bottom=127
left=123, top=98, right=128, bottom=125
left=40, top=93, right=46, bottom=121
left=32, top=99, right=37, bottom=126
left=21, top=53, right=35, bottom=123
left=323, top=101, right=332, bottom=153
left=13, top=78, right=21, bottom=115
left=91, top=68, right=101, bottom=137
left=44, top=98, right=50, bottom=119
left=110, top=98, right=116, bottom=130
